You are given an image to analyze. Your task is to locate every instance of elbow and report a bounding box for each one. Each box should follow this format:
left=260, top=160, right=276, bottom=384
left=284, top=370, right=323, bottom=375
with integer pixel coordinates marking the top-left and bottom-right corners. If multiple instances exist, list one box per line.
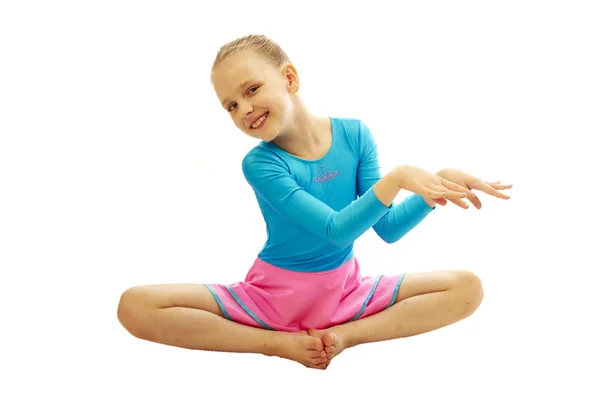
left=324, top=216, right=356, bottom=248
left=380, top=234, right=400, bottom=244
left=325, top=228, right=355, bottom=247
left=376, top=229, right=403, bottom=244
left=373, top=224, right=392, bottom=243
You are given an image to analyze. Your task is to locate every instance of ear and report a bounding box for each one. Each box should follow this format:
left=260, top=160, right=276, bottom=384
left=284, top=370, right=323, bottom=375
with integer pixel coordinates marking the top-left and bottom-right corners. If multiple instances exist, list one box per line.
left=282, top=63, right=300, bottom=94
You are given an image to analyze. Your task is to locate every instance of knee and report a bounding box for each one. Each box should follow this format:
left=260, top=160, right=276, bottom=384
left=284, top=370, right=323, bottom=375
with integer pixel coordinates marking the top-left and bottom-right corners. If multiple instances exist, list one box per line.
left=451, top=270, right=484, bottom=315
left=117, top=286, right=155, bottom=340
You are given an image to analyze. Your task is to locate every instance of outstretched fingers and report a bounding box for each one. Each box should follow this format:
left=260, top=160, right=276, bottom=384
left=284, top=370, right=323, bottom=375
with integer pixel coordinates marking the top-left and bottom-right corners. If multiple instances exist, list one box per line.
left=423, top=178, right=473, bottom=208
left=467, top=194, right=483, bottom=209
left=476, top=180, right=512, bottom=199
left=427, top=189, right=447, bottom=199
left=448, top=197, right=471, bottom=209
left=422, top=189, right=447, bottom=208
left=487, top=181, right=513, bottom=190
left=440, top=178, right=474, bottom=197
left=434, top=178, right=476, bottom=209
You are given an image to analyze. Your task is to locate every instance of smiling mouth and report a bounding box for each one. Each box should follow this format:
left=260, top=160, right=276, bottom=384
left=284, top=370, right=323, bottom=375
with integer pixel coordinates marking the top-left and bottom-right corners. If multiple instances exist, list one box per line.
left=250, top=112, right=269, bottom=129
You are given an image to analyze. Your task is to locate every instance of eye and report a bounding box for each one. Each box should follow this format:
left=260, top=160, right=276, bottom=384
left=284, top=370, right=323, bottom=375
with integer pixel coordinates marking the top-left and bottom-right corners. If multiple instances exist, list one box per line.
left=225, top=85, right=259, bottom=112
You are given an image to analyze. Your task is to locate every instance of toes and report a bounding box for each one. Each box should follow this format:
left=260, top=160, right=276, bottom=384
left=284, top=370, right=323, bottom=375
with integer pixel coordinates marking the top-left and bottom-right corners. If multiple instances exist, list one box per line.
left=304, top=360, right=328, bottom=370
left=307, top=363, right=327, bottom=370
left=325, top=346, right=336, bottom=359
left=303, top=330, right=337, bottom=362
left=311, top=356, right=328, bottom=366
left=306, top=336, right=324, bottom=351
left=309, top=349, right=327, bottom=358
left=322, top=332, right=336, bottom=347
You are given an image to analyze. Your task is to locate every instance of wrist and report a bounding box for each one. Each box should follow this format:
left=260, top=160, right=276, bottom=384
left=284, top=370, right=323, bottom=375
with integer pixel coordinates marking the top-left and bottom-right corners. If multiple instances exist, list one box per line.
left=392, top=165, right=408, bottom=189
left=373, top=170, right=404, bottom=207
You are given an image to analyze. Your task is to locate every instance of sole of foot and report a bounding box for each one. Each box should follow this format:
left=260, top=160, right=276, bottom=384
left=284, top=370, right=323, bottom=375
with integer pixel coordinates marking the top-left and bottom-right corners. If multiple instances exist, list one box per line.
left=273, top=330, right=329, bottom=370
left=308, top=328, right=347, bottom=367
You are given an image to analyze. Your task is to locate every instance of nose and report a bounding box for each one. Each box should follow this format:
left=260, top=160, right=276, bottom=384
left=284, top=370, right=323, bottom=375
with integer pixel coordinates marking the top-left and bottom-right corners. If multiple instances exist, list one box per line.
left=238, top=100, right=253, bottom=116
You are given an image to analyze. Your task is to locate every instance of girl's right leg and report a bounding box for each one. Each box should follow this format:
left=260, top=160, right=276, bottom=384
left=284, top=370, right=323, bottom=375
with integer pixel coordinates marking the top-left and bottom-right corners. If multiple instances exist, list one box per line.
left=116, top=283, right=328, bottom=369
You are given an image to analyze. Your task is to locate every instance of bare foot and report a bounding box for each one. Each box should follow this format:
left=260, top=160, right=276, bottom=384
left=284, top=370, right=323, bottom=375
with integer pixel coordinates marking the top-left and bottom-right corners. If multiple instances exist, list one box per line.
left=308, top=328, right=347, bottom=366
left=270, top=331, right=329, bottom=370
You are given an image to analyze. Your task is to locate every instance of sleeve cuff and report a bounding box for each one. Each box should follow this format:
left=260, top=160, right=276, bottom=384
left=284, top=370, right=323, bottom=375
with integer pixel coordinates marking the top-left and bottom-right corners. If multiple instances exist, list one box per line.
left=364, top=187, right=394, bottom=215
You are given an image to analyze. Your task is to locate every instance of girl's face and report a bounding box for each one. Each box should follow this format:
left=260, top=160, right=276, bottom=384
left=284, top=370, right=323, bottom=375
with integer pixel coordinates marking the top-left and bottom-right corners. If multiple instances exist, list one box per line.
left=211, top=52, right=298, bottom=142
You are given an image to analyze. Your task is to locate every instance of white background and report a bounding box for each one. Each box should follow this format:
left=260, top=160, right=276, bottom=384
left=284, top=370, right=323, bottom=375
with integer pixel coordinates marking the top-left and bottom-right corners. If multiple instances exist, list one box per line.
left=1, top=1, right=599, bottom=397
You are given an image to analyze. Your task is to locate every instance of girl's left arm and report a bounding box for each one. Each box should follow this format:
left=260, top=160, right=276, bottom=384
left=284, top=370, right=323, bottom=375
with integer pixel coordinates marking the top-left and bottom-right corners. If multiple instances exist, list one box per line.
left=356, top=121, right=435, bottom=244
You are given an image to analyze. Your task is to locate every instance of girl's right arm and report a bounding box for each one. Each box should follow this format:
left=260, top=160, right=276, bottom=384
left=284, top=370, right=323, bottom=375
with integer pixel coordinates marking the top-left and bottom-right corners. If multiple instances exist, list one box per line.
left=242, top=151, right=420, bottom=248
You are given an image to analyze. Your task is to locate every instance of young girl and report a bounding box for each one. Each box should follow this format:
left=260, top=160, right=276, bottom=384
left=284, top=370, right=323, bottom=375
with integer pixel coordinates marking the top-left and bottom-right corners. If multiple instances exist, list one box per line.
left=117, top=34, right=512, bottom=370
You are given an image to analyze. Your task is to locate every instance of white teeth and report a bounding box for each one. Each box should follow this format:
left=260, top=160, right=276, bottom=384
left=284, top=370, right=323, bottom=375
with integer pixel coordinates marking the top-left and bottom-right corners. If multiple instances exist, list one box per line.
left=251, top=114, right=267, bottom=128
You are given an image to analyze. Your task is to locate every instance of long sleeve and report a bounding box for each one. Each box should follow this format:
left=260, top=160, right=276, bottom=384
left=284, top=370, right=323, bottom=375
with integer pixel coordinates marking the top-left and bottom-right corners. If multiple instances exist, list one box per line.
left=242, top=149, right=391, bottom=248
left=356, top=121, right=434, bottom=244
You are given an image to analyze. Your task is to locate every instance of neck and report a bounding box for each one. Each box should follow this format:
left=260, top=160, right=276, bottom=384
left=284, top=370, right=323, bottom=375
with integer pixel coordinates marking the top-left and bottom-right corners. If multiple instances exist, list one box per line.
left=271, top=96, right=331, bottom=160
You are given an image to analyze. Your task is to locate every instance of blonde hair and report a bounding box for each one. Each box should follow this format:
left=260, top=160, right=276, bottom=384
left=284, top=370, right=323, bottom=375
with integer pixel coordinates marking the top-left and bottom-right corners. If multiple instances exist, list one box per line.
left=212, top=34, right=291, bottom=71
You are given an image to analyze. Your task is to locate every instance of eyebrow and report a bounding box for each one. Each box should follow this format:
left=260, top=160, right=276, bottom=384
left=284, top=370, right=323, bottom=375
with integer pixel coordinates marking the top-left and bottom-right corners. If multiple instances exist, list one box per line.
left=221, top=79, right=253, bottom=106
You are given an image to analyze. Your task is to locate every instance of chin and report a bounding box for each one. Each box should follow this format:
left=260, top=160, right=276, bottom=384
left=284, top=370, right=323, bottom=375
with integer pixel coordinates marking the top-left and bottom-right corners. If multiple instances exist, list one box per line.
left=261, top=135, right=278, bottom=143
left=256, top=131, right=279, bottom=142
left=247, top=124, right=279, bottom=142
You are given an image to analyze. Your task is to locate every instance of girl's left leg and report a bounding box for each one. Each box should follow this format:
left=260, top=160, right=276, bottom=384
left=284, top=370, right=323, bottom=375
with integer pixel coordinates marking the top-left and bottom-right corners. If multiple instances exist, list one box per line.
left=310, top=269, right=484, bottom=359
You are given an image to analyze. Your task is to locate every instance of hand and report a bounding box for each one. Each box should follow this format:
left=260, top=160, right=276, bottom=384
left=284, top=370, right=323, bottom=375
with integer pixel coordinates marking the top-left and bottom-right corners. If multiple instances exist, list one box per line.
left=394, top=165, right=474, bottom=208
left=435, top=168, right=512, bottom=209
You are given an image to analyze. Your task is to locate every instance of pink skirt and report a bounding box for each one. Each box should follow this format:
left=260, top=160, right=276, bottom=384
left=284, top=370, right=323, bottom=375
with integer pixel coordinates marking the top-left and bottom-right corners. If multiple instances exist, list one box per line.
left=205, top=256, right=405, bottom=332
